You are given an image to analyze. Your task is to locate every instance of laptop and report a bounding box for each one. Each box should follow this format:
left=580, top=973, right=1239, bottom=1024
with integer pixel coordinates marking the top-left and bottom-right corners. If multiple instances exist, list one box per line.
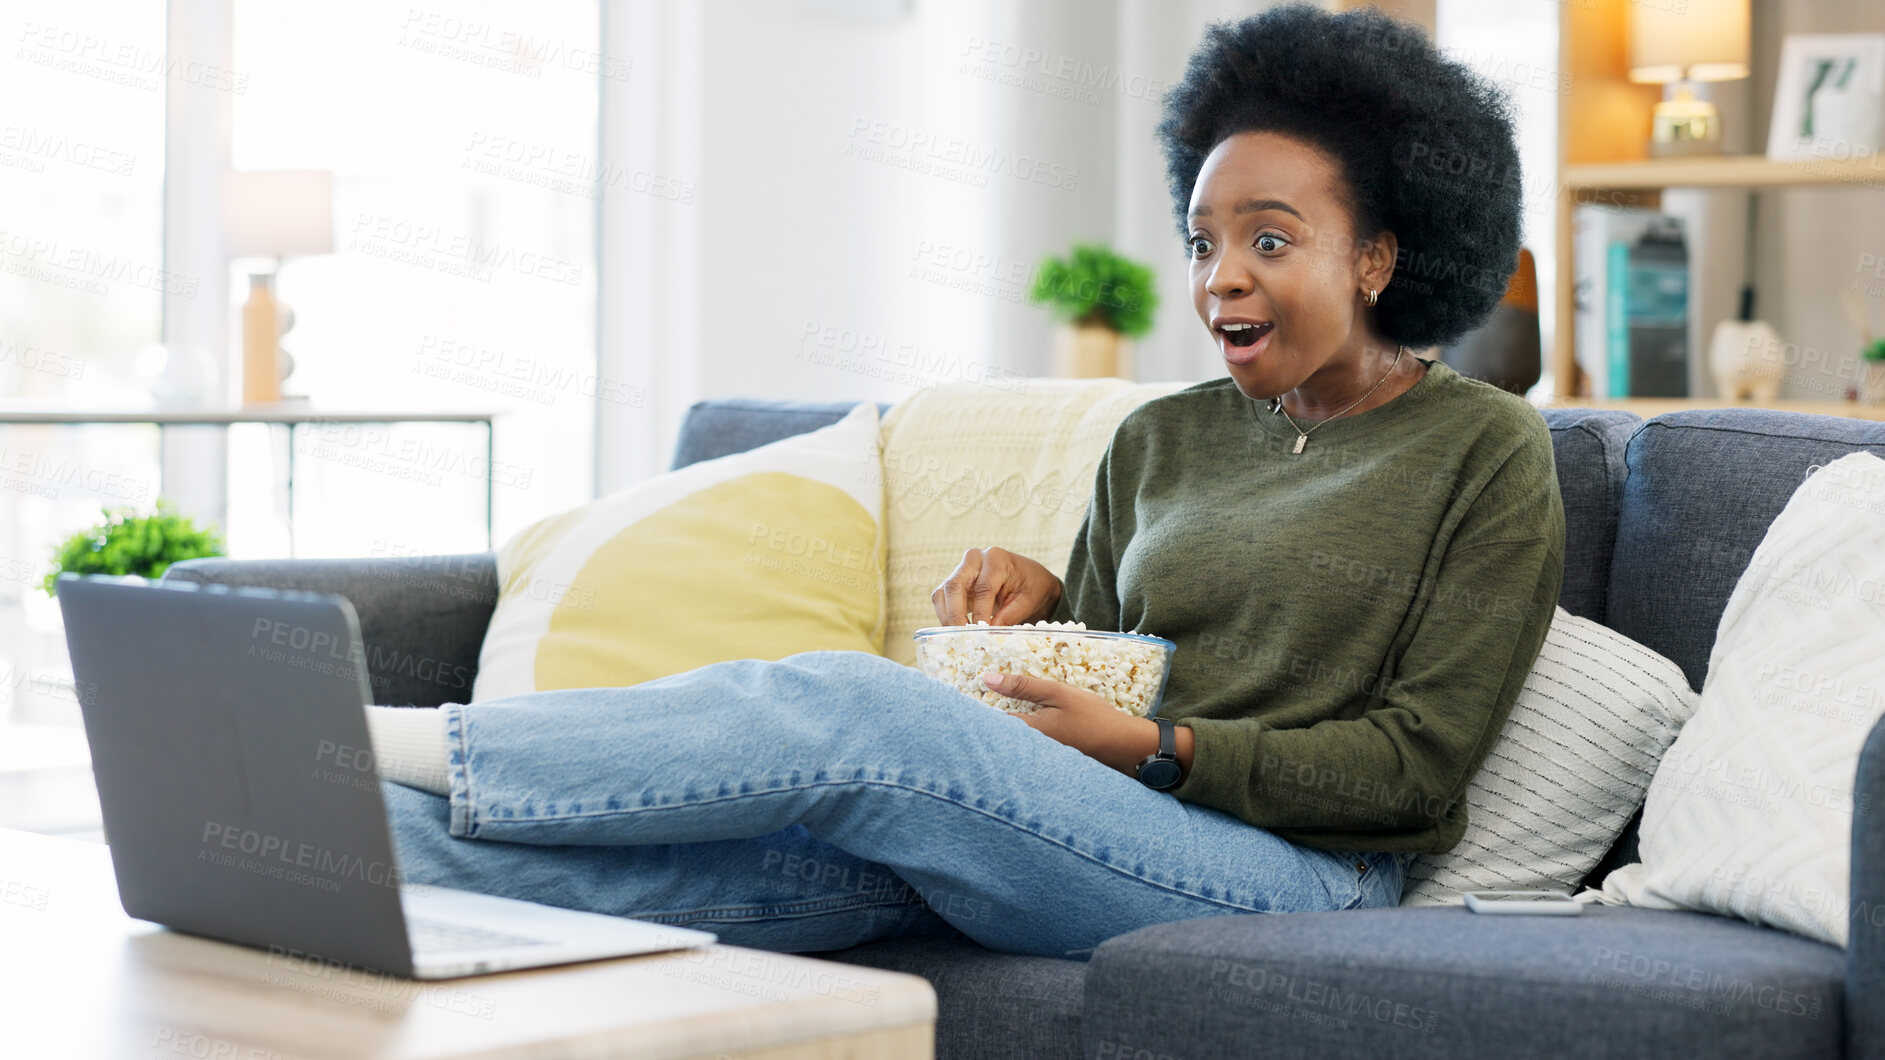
left=57, top=573, right=717, bottom=979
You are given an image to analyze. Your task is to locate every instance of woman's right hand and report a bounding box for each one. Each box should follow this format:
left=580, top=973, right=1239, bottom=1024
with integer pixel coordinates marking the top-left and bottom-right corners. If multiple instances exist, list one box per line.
left=932, top=547, right=1064, bottom=626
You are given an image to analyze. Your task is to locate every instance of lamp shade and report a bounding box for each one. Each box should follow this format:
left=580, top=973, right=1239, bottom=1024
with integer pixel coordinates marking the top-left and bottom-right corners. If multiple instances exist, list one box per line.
left=1630, top=0, right=1750, bottom=83
left=222, top=170, right=335, bottom=258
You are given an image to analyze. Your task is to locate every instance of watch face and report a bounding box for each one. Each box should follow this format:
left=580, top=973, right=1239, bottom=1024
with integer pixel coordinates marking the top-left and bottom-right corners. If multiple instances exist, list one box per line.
left=1138, top=758, right=1182, bottom=790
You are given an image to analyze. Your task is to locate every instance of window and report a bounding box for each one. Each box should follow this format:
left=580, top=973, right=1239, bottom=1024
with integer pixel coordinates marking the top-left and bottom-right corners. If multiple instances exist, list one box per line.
left=228, top=0, right=599, bottom=557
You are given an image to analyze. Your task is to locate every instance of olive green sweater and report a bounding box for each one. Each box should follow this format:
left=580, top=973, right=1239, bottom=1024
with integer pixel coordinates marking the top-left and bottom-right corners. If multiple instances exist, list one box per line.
left=1048, top=360, right=1564, bottom=855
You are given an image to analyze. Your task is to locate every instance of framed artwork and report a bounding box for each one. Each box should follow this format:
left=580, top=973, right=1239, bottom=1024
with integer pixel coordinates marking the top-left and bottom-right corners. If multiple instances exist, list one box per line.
left=1766, top=34, right=1885, bottom=162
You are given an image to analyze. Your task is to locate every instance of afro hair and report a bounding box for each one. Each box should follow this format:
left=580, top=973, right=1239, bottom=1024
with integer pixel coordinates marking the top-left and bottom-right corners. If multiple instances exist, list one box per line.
left=1155, top=4, right=1523, bottom=349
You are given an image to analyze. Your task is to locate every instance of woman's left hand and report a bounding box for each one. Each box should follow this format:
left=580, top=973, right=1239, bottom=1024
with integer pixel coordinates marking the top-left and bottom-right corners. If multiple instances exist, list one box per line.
left=979, top=672, right=1152, bottom=777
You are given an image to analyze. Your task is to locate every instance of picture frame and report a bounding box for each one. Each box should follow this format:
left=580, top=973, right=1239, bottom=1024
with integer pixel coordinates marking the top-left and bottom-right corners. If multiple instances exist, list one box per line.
left=1766, top=34, right=1885, bottom=162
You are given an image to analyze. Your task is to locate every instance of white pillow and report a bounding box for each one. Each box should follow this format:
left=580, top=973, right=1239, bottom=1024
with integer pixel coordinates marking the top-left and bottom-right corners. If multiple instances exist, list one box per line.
left=1401, top=606, right=1697, bottom=905
left=1597, top=451, right=1885, bottom=945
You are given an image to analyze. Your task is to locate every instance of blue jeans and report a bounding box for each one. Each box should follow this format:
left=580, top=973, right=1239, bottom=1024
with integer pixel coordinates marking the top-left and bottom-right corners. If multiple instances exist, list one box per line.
left=382, top=650, right=1412, bottom=960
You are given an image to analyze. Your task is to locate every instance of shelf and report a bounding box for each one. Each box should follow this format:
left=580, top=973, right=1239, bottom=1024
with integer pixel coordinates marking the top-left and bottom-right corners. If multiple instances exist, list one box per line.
left=1538, top=396, right=1885, bottom=421
left=1564, top=155, right=1885, bottom=191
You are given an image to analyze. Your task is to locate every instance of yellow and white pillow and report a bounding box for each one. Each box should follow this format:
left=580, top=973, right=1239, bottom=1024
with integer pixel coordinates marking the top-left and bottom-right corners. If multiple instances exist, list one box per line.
left=471, top=402, right=886, bottom=701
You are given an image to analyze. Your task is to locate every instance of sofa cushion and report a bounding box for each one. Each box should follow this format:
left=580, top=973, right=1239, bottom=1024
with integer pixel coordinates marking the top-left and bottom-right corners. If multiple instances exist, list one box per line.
left=815, top=936, right=1085, bottom=1060
left=670, top=398, right=893, bottom=470
left=1083, top=905, right=1842, bottom=1060
left=1606, top=409, right=1885, bottom=693
left=164, top=554, right=496, bottom=707
left=1539, top=408, right=1639, bottom=624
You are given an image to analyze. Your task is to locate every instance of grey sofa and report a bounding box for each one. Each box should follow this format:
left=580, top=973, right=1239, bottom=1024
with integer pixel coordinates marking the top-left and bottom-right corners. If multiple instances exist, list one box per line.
left=167, top=397, right=1885, bottom=1060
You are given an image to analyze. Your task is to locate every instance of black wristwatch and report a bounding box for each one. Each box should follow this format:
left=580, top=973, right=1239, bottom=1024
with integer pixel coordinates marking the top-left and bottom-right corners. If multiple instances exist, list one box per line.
left=1136, top=716, right=1182, bottom=790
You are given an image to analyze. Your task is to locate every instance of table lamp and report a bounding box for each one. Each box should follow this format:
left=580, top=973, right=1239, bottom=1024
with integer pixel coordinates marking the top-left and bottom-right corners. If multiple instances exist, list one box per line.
left=222, top=170, right=334, bottom=404
left=1628, top=0, right=1750, bottom=157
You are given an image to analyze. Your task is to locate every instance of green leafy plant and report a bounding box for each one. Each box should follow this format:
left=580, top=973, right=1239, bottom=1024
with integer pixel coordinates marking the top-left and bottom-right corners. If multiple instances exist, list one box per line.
left=42, top=503, right=225, bottom=596
left=1864, top=338, right=1885, bottom=363
left=1029, top=244, right=1158, bottom=338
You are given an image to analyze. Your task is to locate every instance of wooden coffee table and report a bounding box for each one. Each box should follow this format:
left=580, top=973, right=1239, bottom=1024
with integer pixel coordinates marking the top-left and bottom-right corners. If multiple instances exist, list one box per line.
left=0, top=828, right=936, bottom=1058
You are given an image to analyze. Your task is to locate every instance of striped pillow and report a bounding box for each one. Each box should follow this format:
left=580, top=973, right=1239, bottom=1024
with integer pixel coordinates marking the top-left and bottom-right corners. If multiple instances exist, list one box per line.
left=1400, top=606, right=1697, bottom=905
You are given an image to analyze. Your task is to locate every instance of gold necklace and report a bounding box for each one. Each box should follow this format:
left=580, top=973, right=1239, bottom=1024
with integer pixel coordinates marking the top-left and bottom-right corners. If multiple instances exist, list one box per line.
left=1268, top=346, right=1406, bottom=455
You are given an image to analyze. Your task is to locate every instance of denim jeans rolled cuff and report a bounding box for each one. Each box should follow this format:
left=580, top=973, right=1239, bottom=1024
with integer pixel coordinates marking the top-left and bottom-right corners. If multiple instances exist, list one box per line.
left=403, top=650, right=1412, bottom=958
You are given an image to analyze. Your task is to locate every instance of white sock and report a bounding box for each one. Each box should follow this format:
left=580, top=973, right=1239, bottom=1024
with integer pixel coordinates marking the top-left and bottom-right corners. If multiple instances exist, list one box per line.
left=364, top=705, right=452, bottom=796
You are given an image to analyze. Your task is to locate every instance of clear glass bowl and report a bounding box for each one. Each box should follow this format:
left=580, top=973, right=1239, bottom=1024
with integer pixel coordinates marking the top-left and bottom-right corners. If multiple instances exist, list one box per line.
left=912, top=624, right=1177, bottom=718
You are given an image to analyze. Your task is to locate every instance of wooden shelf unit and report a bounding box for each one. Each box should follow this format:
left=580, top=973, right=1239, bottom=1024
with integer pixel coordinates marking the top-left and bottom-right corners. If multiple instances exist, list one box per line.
left=1564, top=155, right=1885, bottom=191
left=1549, top=0, right=1885, bottom=408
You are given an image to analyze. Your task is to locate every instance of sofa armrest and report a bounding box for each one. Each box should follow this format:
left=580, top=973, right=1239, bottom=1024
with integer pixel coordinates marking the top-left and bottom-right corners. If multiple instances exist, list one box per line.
left=1848, top=714, right=1885, bottom=1058
left=163, top=554, right=497, bottom=707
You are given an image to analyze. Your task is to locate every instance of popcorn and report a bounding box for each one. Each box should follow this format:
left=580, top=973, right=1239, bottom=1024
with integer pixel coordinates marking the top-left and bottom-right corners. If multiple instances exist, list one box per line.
left=913, top=621, right=1175, bottom=717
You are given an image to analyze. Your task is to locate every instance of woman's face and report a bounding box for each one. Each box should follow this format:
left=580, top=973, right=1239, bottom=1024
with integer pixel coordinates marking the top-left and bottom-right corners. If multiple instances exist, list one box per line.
left=1186, top=131, right=1395, bottom=402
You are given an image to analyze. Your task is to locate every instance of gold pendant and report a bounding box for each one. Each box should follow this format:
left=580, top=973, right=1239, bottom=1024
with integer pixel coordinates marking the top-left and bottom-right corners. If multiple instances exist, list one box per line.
left=1292, top=434, right=1306, bottom=454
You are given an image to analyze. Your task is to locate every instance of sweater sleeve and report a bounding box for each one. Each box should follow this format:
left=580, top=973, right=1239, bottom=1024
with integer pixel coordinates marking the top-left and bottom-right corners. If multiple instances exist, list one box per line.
left=1047, top=438, right=1124, bottom=629
left=1169, top=433, right=1566, bottom=854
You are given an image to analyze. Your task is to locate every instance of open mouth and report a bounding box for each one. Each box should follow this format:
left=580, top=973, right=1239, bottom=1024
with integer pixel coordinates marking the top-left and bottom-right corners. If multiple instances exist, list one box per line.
left=1219, top=321, right=1274, bottom=348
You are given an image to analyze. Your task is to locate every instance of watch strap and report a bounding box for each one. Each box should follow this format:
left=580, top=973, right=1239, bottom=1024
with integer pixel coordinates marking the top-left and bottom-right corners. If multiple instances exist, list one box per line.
left=1136, top=717, right=1181, bottom=790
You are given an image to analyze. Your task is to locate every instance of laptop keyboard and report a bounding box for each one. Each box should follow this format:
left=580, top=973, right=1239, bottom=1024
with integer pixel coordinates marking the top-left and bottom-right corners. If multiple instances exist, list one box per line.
left=408, top=916, right=554, bottom=954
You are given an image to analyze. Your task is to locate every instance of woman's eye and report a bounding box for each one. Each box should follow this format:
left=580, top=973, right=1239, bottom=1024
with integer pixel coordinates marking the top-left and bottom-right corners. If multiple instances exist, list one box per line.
left=1256, top=233, right=1288, bottom=253
left=1188, top=235, right=1214, bottom=259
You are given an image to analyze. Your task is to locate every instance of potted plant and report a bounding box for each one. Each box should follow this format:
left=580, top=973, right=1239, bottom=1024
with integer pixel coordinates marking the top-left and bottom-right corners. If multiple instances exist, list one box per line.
left=1864, top=338, right=1885, bottom=407
left=41, top=502, right=225, bottom=597
left=1030, top=244, right=1157, bottom=379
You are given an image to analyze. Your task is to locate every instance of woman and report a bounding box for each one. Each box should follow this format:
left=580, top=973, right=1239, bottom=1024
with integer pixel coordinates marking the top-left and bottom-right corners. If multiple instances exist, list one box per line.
left=374, top=4, right=1564, bottom=962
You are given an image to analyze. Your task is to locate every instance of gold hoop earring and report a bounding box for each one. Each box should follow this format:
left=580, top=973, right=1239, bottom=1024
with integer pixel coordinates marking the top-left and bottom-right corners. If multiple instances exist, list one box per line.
left=1364, top=288, right=1379, bottom=307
